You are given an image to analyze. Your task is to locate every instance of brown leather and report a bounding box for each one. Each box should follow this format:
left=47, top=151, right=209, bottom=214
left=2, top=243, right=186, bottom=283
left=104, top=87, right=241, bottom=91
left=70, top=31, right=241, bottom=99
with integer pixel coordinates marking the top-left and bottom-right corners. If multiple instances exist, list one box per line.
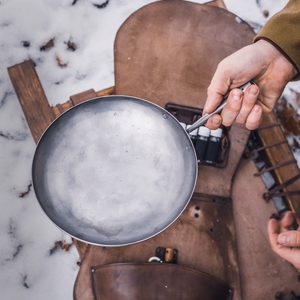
left=74, top=2, right=256, bottom=299
left=91, top=263, right=231, bottom=300
left=232, top=158, right=300, bottom=299
left=73, top=194, right=240, bottom=300
left=114, top=0, right=255, bottom=198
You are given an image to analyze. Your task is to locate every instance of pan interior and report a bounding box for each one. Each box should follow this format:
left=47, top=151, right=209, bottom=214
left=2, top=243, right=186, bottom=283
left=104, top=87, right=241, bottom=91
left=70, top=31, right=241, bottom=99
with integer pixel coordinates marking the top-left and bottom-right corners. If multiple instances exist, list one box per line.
left=33, top=96, right=197, bottom=246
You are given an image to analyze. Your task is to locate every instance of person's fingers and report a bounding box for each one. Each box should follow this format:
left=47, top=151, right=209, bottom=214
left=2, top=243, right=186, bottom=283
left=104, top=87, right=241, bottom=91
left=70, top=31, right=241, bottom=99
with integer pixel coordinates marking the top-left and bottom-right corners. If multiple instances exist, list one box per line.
left=220, top=89, right=243, bottom=126
left=273, top=244, right=300, bottom=269
left=278, top=231, right=300, bottom=248
left=268, top=219, right=299, bottom=265
left=268, top=218, right=280, bottom=251
left=205, top=114, right=222, bottom=130
left=280, top=211, right=296, bottom=232
left=245, top=104, right=262, bottom=130
left=268, top=215, right=300, bottom=270
left=236, top=85, right=259, bottom=124
left=204, top=63, right=231, bottom=114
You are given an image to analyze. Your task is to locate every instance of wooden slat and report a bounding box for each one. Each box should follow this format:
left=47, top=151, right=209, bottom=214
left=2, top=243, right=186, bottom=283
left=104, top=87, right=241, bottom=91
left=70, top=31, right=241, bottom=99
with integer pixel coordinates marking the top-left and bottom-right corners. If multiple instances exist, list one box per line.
left=258, top=113, right=300, bottom=220
left=52, top=87, right=114, bottom=118
left=70, top=89, right=97, bottom=106
left=7, top=60, right=55, bottom=143
left=52, top=100, right=73, bottom=118
left=96, top=86, right=114, bottom=97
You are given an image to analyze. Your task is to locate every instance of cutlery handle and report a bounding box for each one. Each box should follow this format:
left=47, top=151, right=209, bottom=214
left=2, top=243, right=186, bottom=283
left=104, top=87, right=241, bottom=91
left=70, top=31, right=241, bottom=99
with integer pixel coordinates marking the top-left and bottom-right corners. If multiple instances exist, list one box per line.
left=186, top=81, right=254, bottom=133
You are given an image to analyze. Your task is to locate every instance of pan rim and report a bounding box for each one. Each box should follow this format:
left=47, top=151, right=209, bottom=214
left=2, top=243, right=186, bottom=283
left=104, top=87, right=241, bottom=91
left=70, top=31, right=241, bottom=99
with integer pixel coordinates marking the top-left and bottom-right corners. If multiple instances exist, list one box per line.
left=32, top=95, right=198, bottom=247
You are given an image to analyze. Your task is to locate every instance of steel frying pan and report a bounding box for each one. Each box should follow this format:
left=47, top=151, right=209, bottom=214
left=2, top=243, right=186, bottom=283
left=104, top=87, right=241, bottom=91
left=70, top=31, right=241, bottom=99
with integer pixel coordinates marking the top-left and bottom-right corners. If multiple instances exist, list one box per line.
left=32, top=95, right=197, bottom=247
left=32, top=83, right=251, bottom=247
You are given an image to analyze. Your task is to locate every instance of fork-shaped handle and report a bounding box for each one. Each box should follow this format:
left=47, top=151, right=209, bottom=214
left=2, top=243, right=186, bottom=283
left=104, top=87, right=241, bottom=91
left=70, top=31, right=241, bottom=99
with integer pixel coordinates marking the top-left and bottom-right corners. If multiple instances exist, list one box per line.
left=186, top=81, right=254, bottom=133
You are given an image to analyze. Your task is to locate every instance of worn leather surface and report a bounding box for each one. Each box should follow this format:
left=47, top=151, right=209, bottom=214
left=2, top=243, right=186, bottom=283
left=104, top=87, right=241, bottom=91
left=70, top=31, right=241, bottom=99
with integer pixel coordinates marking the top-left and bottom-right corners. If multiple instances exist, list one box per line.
left=74, top=194, right=240, bottom=300
left=114, top=0, right=254, bottom=198
left=232, top=158, right=300, bottom=299
left=91, top=263, right=231, bottom=300
left=74, top=1, right=254, bottom=300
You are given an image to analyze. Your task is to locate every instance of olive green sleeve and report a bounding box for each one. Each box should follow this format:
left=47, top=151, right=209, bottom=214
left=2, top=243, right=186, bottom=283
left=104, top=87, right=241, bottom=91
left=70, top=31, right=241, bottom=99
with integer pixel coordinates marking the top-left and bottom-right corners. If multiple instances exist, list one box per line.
left=255, top=0, right=300, bottom=73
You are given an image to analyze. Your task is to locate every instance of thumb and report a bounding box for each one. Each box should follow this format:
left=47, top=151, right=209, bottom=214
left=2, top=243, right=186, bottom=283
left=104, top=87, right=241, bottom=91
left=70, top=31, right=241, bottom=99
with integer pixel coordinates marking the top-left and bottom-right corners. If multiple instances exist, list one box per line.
left=278, top=231, right=300, bottom=247
left=204, top=63, right=231, bottom=114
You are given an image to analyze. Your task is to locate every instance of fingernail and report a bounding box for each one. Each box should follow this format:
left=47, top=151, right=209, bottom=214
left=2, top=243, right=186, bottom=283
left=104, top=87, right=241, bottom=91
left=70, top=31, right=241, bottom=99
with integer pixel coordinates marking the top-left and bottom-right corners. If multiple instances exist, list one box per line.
left=250, top=85, right=258, bottom=95
left=278, top=234, right=290, bottom=245
left=233, top=91, right=242, bottom=101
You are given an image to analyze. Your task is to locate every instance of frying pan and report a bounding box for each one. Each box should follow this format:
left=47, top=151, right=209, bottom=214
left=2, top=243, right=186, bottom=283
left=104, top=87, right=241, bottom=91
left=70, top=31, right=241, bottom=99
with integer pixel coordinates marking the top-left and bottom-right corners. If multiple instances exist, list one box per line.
left=32, top=83, right=252, bottom=247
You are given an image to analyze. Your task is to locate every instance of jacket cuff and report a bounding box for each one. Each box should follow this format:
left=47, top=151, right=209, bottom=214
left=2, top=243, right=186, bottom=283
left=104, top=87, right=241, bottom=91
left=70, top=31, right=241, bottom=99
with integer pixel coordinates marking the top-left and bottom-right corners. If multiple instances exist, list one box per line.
left=253, top=1, right=300, bottom=74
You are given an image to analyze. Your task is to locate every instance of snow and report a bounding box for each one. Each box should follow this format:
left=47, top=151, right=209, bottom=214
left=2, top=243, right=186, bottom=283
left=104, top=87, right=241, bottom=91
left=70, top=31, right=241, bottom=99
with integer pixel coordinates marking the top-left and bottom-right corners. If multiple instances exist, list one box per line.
left=0, top=0, right=298, bottom=299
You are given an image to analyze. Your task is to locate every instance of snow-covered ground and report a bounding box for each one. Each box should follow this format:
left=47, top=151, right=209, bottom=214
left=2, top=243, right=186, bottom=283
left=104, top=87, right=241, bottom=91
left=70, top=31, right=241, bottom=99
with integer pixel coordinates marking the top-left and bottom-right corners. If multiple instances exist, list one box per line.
left=0, top=0, right=298, bottom=299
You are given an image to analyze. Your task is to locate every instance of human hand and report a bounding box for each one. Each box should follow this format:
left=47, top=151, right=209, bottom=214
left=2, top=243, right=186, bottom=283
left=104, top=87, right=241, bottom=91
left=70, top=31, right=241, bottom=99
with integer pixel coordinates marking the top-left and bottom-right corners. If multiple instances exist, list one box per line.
left=204, top=39, right=297, bottom=130
left=268, top=211, right=300, bottom=271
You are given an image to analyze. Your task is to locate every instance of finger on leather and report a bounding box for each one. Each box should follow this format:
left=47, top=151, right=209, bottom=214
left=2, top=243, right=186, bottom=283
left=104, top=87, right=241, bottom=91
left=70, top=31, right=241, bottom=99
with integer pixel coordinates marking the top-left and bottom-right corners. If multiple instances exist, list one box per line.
left=245, top=104, right=262, bottom=130
left=220, top=89, right=242, bottom=126
left=273, top=244, right=300, bottom=267
left=236, top=85, right=259, bottom=124
left=268, top=218, right=280, bottom=250
left=267, top=219, right=298, bottom=264
left=278, top=230, right=300, bottom=247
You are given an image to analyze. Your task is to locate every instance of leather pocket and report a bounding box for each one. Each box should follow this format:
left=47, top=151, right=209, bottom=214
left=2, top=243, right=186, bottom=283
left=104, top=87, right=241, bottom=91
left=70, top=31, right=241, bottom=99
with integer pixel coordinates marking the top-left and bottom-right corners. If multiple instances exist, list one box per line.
left=91, top=262, right=232, bottom=300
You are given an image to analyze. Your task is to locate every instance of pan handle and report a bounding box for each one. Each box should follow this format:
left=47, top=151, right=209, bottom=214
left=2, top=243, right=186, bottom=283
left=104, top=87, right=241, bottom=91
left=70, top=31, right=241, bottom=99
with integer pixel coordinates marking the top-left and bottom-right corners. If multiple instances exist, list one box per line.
left=186, top=81, right=254, bottom=133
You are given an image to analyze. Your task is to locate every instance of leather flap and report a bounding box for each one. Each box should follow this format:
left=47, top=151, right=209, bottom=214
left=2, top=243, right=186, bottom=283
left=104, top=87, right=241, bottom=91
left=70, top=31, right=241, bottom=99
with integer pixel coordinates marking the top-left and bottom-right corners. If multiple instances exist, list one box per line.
left=91, top=263, right=232, bottom=300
